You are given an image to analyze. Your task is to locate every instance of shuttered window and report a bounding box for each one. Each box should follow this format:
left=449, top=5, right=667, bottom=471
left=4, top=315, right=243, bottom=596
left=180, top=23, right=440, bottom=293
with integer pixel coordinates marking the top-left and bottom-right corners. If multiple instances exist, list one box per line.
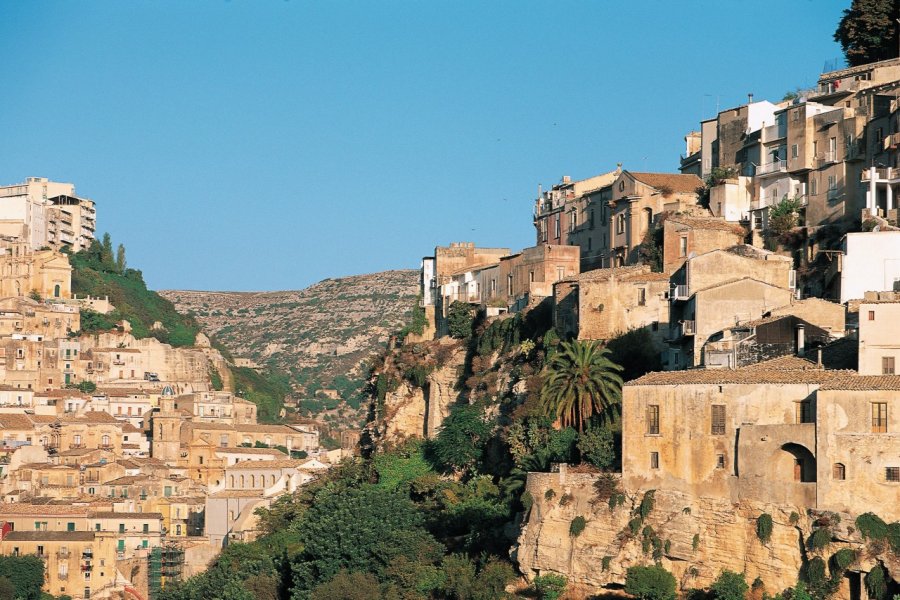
left=883, top=356, right=895, bottom=375
left=886, top=467, right=899, bottom=482
left=646, top=405, right=660, bottom=435
left=872, top=403, right=888, bottom=433
left=711, top=405, right=726, bottom=435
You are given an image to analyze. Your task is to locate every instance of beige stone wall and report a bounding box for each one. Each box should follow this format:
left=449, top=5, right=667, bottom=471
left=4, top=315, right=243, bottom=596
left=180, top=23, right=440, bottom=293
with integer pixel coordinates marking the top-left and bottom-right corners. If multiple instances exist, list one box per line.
left=684, top=249, right=793, bottom=294
left=858, top=302, right=900, bottom=375
left=817, top=388, right=900, bottom=520
left=662, top=220, right=744, bottom=274
left=576, top=277, right=668, bottom=342
left=622, top=382, right=820, bottom=503
left=770, top=298, right=845, bottom=336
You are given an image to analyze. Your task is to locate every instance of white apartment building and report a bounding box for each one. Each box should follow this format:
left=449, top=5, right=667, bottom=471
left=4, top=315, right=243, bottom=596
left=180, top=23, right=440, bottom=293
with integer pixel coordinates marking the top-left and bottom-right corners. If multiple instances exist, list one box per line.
left=0, top=177, right=96, bottom=252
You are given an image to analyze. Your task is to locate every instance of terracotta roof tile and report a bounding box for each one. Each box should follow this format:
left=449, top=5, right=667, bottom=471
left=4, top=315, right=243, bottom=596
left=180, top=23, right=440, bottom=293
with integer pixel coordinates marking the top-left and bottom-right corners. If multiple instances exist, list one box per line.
left=628, top=172, right=703, bottom=194
left=89, top=511, right=163, bottom=519
left=209, top=489, right=264, bottom=499
left=666, top=215, right=745, bottom=234
left=627, top=368, right=854, bottom=386
left=0, top=504, right=89, bottom=515
left=819, top=376, right=900, bottom=391
left=4, top=531, right=94, bottom=541
left=227, top=459, right=308, bottom=470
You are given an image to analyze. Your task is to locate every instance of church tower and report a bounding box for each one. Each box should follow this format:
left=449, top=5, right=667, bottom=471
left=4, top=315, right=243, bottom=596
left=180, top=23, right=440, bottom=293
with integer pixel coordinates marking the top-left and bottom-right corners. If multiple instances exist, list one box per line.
left=152, top=385, right=183, bottom=462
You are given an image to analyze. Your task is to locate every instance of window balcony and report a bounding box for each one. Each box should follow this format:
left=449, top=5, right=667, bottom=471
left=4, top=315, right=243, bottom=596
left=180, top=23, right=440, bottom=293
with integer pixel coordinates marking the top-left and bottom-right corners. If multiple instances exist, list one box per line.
left=817, top=150, right=836, bottom=165
left=670, top=284, right=690, bottom=301
left=757, top=160, right=787, bottom=176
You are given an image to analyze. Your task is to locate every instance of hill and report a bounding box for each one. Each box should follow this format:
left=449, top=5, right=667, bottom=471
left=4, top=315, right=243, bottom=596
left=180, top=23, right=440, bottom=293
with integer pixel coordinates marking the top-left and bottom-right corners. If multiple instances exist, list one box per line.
left=160, top=269, right=419, bottom=429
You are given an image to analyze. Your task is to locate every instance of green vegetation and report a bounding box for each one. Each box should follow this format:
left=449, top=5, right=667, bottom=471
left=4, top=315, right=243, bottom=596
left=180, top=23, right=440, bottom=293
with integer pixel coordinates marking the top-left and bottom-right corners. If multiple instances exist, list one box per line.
left=576, top=424, right=616, bottom=470
left=539, top=340, right=623, bottom=432
left=756, top=513, right=774, bottom=545
left=532, top=573, right=567, bottom=600
left=711, top=570, right=748, bottom=600
left=767, top=197, right=804, bottom=239
left=808, top=527, right=832, bottom=552
left=399, top=295, right=428, bottom=338
left=71, top=237, right=199, bottom=345
left=232, top=366, right=292, bottom=423
left=625, top=565, right=677, bottom=600
left=0, top=555, right=46, bottom=600
left=209, top=365, right=224, bottom=391
left=569, top=516, right=587, bottom=537
left=447, top=301, right=475, bottom=339
left=865, top=563, right=887, bottom=600
left=834, top=0, right=899, bottom=67
left=696, top=166, right=738, bottom=209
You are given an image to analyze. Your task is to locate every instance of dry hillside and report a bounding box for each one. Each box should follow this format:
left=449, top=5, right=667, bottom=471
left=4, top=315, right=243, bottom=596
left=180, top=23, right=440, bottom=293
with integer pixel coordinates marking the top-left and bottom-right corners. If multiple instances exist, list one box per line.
left=160, top=269, right=418, bottom=429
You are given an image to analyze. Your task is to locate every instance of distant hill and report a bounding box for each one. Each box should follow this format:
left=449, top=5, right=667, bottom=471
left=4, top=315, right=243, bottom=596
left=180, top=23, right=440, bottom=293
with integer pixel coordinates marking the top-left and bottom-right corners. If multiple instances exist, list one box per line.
left=160, top=269, right=419, bottom=429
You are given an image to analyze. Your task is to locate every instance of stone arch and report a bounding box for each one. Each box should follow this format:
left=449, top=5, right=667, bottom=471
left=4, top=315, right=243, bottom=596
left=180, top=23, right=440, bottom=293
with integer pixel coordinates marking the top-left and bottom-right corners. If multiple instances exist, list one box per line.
left=780, top=442, right=816, bottom=482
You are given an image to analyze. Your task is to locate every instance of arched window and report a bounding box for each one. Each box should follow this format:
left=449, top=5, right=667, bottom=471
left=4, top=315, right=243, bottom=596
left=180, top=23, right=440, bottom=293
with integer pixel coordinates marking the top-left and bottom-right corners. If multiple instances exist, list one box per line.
left=240, top=475, right=245, bottom=487
left=101, top=434, right=110, bottom=447
left=229, top=475, right=234, bottom=487
left=53, top=284, right=60, bottom=298
left=250, top=475, right=256, bottom=487
left=176, top=524, right=182, bottom=535
left=833, top=463, right=846, bottom=480
left=270, top=475, right=276, bottom=486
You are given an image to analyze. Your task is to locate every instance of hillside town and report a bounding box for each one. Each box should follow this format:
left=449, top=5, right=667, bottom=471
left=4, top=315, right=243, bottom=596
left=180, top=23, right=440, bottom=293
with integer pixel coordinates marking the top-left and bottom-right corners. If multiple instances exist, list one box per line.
left=411, top=56, right=900, bottom=598
left=0, top=178, right=340, bottom=599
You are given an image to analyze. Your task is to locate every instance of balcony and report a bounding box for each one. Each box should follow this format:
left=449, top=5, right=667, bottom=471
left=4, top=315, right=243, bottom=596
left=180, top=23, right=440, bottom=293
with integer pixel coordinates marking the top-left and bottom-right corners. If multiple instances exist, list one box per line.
left=817, top=150, right=836, bottom=166
left=57, top=549, right=70, bottom=558
left=670, top=284, right=690, bottom=301
left=762, top=123, right=786, bottom=143
left=682, top=320, right=696, bottom=336
left=845, top=140, right=865, bottom=161
left=884, top=132, right=900, bottom=152
left=756, top=160, right=787, bottom=176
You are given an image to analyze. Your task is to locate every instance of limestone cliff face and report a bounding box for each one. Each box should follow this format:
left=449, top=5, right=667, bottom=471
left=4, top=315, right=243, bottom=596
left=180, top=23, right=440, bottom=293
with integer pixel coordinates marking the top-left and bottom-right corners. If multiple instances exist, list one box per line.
left=374, top=343, right=466, bottom=445
left=515, top=469, right=893, bottom=599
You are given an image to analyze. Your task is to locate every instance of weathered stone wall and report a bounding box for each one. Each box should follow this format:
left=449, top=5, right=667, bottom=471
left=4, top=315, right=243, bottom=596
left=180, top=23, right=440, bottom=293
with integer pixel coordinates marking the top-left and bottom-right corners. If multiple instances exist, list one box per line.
left=515, top=469, right=892, bottom=600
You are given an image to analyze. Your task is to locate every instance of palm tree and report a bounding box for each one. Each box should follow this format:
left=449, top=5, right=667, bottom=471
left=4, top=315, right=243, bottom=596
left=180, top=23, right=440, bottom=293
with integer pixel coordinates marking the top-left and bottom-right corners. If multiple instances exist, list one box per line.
left=539, top=340, right=623, bottom=432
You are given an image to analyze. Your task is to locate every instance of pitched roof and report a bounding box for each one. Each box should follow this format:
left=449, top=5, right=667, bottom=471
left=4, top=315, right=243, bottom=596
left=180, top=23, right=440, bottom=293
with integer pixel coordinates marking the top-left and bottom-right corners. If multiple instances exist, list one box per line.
left=4, top=531, right=95, bottom=542
left=666, top=215, right=745, bottom=234
left=628, top=172, right=703, bottom=194
left=568, top=264, right=649, bottom=283
left=0, top=504, right=90, bottom=515
left=216, top=447, right=287, bottom=456
left=742, top=355, right=822, bottom=371
left=819, top=376, right=900, bottom=391
left=89, top=512, right=162, bottom=520
left=209, top=489, right=264, bottom=499
left=227, top=459, right=308, bottom=470
left=627, top=368, right=854, bottom=386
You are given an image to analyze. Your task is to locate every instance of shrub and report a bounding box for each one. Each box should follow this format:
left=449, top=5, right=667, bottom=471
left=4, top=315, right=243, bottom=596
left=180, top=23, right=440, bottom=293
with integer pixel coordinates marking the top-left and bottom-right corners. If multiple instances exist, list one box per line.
left=808, top=527, right=832, bottom=552
left=625, top=565, right=677, bottom=600
left=593, top=473, right=619, bottom=502
left=693, top=534, right=700, bottom=552
left=856, top=513, right=889, bottom=541
left=521, top=491, right=534, bottom=513
left=790, top=512, right=801, bottom=525
left=609, top=492, right=626, bottom=512
left=545, top=489, right=556, bottom=501
left=570, top=516, right=587, bottom=537
left=803, top=556, right=838, bottom=600
left=559, top=492, right=573, bottom=507
left=629, top=517, right=643, bottom=536
left=639, top=490, right=656, bottom=519
left=865, top=564, right=887, bottom=600
left=711, top=570, right=749, bottom=600
left=533, top=573, right=567, bottom=600
left=447, top=301, right=475, bottom=339
left=310, top=571, right=383, bottom=600
left=756, top=513, right=773, bottom=544
left=577, top=425, right=616, bottom=470
left=830, top=548, right=856, bottom=574
left=602, top=556, right=612, bottom=571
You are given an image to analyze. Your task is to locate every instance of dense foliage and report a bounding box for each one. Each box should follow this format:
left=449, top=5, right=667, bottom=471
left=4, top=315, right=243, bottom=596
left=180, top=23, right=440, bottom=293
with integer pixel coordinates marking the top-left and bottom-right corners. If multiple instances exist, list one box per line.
left=70, top=237, right=199, bottom=346
left=0, top=555, right=46, bottom=600
left=447, top=301, right=475, bottom=339
left=625, top=565, right=677, bottom=600
left=232, top=365, right=292, bottom=423
left=539, top=340, right=623, bottom=432
left=711, top=570, right=749, bottom=600
left=834, top=0, right=900, bottom=67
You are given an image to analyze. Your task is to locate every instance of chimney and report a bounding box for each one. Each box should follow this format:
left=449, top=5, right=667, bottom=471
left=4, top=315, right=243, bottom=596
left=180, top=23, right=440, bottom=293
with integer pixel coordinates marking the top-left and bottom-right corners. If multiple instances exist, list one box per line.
left=817, top=347, right=823, bottom=367
left=562, top=175, right=571, bottom=184
left=748, top=93, right=754, bottom=104
left=796, top=324, right=806, bottom=357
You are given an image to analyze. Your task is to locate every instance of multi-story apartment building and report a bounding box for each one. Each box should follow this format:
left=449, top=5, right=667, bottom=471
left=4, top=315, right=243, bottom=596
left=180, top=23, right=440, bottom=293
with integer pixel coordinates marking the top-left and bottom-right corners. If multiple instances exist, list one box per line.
left=0, top=178, right=97, bottom=252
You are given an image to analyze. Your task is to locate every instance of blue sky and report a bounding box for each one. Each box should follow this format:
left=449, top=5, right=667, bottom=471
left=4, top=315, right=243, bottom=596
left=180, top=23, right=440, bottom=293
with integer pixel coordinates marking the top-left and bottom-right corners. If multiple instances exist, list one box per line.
left=0, top=0, right=847, bottom=291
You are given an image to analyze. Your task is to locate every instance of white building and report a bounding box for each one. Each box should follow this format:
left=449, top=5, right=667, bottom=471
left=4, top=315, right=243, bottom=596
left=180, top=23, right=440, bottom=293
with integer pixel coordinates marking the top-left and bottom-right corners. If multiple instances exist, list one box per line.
left=0, top=178, right=96, bottom=252
left=838, top=231, right=900, bottom=303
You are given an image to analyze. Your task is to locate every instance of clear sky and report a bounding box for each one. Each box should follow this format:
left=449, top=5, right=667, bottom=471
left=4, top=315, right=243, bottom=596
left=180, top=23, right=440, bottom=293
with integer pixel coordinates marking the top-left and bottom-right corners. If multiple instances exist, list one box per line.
left=0, top=0, right=848, bottom=291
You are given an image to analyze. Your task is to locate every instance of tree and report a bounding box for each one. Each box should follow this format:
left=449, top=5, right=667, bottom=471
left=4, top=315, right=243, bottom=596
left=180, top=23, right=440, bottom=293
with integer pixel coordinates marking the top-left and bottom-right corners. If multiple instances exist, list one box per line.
left=447, top=301, right=475, bottom=339
left=577, top=424, right=616, bottom=470
left=428, top=404, right=493, bottom=473
left=310, top=571, right=383, bottom=600
left=625, top=565, right=677, bottom=600
left=711, top=570, right=749, bottom=600
left=116, top=243, right=127, bottom=273
left=539, top=340, right=623, bottom=432
left=100, top=233, right=115, bottom=270
left=291, top=484, right=443, bottom=596
left=834, top=0, right=900, bottom=67
left=0, top=577, right=13, bottom=600
left=0, top=555, right=45, bottom=600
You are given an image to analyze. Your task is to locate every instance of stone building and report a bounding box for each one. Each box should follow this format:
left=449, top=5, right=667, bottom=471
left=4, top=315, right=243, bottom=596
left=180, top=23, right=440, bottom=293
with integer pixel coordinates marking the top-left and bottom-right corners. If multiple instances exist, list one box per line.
left=494, top=245, right=580, bottom=313
left=553, top=265, right=669, bottom=346
left=661, top=215, right=745, bottom=273
left=608, top=171, right=705, bottom=267
left=0, top=243, right=72, bottom=300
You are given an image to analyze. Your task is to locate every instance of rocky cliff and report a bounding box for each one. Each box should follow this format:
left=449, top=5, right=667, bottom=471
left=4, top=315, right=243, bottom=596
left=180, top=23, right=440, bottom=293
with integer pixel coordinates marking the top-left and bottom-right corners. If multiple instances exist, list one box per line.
left=161, top=269, right=418, bottom=428
left=515, top=468, right=899, bottom=600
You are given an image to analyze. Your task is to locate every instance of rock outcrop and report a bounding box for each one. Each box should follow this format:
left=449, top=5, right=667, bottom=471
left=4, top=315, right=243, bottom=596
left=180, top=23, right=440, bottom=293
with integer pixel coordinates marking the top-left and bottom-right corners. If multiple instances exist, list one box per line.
left=375, top=342, right=466, bottom=444
left=515, top=468, right=893, bottom=600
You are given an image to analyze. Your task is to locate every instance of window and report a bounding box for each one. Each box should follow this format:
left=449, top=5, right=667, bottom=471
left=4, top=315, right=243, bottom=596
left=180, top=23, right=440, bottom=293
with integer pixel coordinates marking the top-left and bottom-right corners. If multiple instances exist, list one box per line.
left=637, top=288, right=646, bottom=306
left=711, top=405, right=726, bottom=435
left=650, top=452, right=659, bottom=469
left=833, top=463, right=845, bottom=480
left=507, top=275, right=513, bottom=296
left=883, top=357, right=896, bottom=375
left=219, top=434, right=229, bottom=448
left=811, top=178, right=818, bottom=195
left=646, top=405, right=660, bottom=435
left=554, top=217, right=560, bottom=239
left=67, top=522, right=75, bottom=532
left=869, top=310, right=876, bottom=321
left=827, top=175, right=837, bottom=191
left=887, top=467, right=900, bottom=482
left=143, top=524, right=149, bottom=533
left=679, top=236, right=688, bottom=257
left=95, top=523, right=100, bottom=532
left=873, top=403, right=888, bottom=433
left=589, top=210, right=595, bottom=229
left=529, top=271, right=535, bottom=283
left=795, top=401, right=813, bottom=424
left=118, top=523, right=125, bottom=534
left=791, top=144, right=798, bottom=158
left=716, top=454, right=725, bottom=469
